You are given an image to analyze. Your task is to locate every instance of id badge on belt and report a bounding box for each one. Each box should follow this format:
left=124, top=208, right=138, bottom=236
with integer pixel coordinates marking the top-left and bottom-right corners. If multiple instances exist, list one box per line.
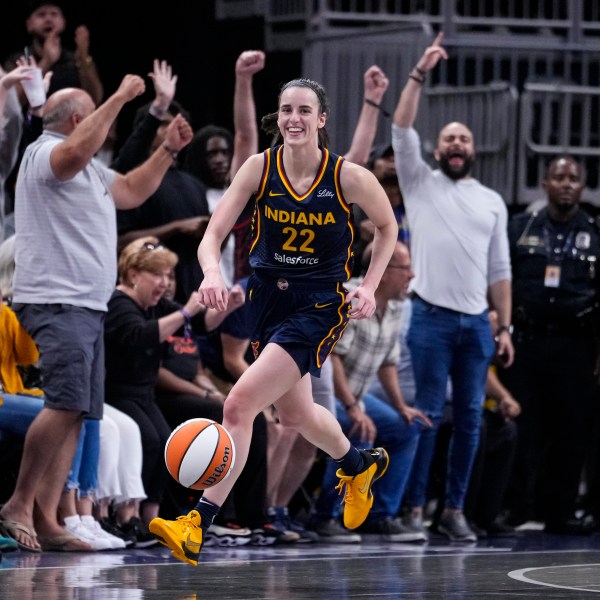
left=544, top=265, right=561, bottom=288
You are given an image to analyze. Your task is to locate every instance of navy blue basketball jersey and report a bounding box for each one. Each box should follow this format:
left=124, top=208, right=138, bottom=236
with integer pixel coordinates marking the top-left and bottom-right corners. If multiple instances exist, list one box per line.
left=248, top=145, right=356, bottom=281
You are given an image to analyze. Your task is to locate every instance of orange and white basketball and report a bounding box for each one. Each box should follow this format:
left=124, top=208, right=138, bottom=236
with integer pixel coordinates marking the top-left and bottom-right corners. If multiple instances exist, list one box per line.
left=164, top=418, right=235, bottom=490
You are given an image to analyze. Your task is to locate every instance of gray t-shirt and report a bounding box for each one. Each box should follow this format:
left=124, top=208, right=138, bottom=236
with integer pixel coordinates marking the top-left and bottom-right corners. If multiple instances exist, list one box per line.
left=13, top=130, right=117, bottom=310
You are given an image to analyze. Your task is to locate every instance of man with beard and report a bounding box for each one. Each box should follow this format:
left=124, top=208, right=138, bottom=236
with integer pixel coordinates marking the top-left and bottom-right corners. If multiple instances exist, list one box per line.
left=500, top=155, right=600, bottom=535
left=5, top=2, right=104, bottom=107
left=390, top=32, right=514, bottom=542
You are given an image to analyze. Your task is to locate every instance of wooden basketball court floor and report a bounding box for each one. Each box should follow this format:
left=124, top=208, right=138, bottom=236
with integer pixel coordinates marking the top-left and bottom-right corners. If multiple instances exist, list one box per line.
left=1, top=528, right=600, bottom=599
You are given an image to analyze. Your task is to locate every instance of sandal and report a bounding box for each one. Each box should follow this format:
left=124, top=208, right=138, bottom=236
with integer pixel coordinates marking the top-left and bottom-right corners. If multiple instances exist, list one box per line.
left=38, top=533, right=94, bottom=552
left=0, top=518, right=41, bottom=553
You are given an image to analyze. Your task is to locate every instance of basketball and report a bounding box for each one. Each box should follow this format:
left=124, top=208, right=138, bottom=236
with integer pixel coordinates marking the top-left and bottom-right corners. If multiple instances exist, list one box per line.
left=164, top=418, right=236, bottom=490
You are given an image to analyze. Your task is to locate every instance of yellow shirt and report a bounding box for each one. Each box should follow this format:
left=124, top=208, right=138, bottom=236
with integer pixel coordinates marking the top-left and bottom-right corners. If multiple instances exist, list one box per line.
left=0, top=304, right=43, bottom=403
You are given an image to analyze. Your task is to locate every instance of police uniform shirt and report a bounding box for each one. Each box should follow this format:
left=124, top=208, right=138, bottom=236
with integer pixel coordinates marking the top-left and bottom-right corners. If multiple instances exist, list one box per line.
left=509, top=207, right=600, bottom=323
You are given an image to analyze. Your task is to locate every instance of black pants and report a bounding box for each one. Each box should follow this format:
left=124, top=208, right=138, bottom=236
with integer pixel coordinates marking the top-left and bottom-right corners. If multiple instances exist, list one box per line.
left=465, top=411, right=517, bottom=527
left=498, top=327, right=597, bottom=524
left=106, top=390, right=172, bottom=506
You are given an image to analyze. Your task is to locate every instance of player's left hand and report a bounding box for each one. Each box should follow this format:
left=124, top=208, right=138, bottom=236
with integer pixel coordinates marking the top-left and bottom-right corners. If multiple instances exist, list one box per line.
left=198, top=267, right=228, bottom=311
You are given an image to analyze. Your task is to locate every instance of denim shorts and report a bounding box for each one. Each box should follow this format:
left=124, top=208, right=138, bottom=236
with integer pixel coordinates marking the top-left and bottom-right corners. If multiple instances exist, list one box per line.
left=13, top=303, right=105, bottom=419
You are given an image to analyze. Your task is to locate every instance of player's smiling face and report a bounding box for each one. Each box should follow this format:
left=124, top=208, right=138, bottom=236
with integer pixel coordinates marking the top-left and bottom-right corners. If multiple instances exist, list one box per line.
left=277, top=87, right=326, bottom=146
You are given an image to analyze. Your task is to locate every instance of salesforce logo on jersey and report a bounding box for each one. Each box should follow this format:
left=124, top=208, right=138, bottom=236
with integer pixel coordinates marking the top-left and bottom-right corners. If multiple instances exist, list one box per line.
left=274, top=253, right=320, bottom=265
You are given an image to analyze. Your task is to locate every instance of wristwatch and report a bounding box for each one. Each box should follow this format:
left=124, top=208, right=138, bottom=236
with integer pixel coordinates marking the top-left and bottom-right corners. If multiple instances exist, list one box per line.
left=496, top=325, right=513, bottom=336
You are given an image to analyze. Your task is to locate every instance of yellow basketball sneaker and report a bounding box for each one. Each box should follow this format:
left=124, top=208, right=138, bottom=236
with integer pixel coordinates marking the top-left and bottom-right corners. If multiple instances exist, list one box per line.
left=149, top=510, right=203, bottom=566
left=335, top=448, right=390, bottom=530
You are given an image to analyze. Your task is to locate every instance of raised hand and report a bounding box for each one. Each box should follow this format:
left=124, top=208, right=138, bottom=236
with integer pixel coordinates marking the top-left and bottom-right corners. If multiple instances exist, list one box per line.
left=363, top=65, right=389, bottom=104
left=148, top=59, right=177, bottom=112
left=415, top=31, right=448, bottom=73
left=74, top=25, right=90, bottom=60
left=164, top=113, right=193, bottom=151
left=114, top=74, right=145, bottom=103
left=1, top=63, right=37, bottom=91
left=235, top=50, right=266, bottom=78
left=41, top=30, right=61, bottom=69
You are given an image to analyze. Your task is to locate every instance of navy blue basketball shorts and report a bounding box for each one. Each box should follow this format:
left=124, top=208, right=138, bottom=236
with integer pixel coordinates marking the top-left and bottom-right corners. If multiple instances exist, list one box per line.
left=247, top=272, right=350, bottom=377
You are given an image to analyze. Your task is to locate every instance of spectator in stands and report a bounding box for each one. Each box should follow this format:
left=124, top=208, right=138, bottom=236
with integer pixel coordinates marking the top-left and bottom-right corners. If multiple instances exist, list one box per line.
left=112, top=59, right=210, bottom=303
left=391, top=32, right=513, bottom=542
left=500, top=155, right=600, bottom=535
left=1, top=56, right=53, bottom=234
left=0, top=289, right=44, bottom=553
left=104, top=237, right=241, bottom=527
left=311, top=241, right=431, bottom=542
left=368, top=301, right=520, bottom=538
left=57, top=419, right=127, bottom=551
left=0, top=63, right=28, bottom=242
left=0, top=74, right=192, bottom=552
left=4, top=1, right=103, bottom=107
left=417, top=310, right=521, bottom=538
left=183, top=50, right=266, bottom=286
left=94, top=402, right=155, bottom=548
left=0, top=233, right=152, bottom=550
left=352, top=143, right=409, bottom=275
left=0, top=243, right=94, bottom=553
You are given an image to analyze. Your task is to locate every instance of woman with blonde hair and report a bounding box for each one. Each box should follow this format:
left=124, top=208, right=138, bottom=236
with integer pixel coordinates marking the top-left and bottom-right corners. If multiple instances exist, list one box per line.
left=104, top=236, right=240, bottom=526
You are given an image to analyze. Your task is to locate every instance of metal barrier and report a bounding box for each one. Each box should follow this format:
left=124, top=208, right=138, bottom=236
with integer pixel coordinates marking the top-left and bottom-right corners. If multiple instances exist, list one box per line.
left=302, top=26, right=429, bottom=159
left=214, top=1, right=600, bottom=206
left=517, top=81, right=600, bottom=206
left=216, top=0, right=600, bottom=51
left=417, top=82, right=519, bottom=205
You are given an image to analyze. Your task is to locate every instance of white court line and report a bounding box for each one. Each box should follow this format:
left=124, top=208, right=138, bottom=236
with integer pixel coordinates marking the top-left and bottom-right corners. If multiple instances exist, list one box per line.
left=508, top=563, right=600, bottom=593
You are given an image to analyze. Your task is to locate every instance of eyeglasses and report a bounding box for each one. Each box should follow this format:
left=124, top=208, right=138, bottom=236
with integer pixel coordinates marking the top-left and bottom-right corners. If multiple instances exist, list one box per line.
left=142, top=242, right=165, bottom=252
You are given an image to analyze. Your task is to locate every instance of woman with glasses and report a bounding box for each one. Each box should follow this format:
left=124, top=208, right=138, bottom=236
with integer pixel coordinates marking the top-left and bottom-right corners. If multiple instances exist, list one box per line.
left=104, top=236, right=241, bottom=527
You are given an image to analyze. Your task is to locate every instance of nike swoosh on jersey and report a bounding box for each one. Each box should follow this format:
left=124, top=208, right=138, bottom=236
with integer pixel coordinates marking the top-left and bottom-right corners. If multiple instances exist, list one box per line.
left=269, top=191, right=286, bottom=196
left=315, top=302, right=333, bottom=309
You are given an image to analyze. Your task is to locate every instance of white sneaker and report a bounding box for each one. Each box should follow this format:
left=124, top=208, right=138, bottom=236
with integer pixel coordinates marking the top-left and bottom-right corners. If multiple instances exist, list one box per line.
left=80, top=515, right=127, bottom=549
left=63, top=515, right=112, bottom=551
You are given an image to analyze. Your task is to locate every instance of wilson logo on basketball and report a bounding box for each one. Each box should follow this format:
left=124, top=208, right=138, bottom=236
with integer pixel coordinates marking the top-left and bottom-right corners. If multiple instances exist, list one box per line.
left=199, top=445, right=233, bottom=487
left=164, top=418, right=236, bottom=490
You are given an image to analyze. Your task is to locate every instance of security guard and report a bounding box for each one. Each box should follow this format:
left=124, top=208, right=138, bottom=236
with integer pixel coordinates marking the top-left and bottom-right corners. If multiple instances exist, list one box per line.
left=500, top=155, right=600, bottom=535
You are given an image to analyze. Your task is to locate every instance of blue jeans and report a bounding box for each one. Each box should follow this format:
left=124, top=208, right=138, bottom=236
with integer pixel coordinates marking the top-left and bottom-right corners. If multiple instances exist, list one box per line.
left=0, top=393, right=44, bottom=436
left=65, top=419, right=100, bottom=497
left=0, top=393, right=96, bottom=497
left=406, top=296, right=495, bottom=510
left=315, top=394, right=420, bottom=521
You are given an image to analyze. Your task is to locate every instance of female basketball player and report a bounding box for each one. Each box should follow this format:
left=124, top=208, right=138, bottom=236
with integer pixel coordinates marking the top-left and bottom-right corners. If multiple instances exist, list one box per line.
left=150, top=78, right=398, bottom=565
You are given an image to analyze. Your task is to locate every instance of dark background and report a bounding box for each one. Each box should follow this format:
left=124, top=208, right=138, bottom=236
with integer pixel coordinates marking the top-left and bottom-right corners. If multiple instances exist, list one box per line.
left=2, top=2, right=302, bottom=150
